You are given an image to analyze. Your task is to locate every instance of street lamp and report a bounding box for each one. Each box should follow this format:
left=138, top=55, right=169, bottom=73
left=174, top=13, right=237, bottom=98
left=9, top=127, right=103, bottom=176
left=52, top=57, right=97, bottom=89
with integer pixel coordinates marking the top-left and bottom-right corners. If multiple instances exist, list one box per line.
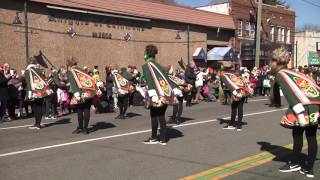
left=12, top=12, right=22, bottom=25
left=176, top=24, right=190, bottom=64
left=12, top=0, right=29, bottom=64
left=67, top=27, right=77, bottom=38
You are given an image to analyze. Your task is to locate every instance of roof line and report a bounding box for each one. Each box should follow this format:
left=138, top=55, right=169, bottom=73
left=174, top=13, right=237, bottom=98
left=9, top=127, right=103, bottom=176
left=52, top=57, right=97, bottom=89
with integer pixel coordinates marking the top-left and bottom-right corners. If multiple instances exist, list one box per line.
left=138, top=0, right=233, bottom=18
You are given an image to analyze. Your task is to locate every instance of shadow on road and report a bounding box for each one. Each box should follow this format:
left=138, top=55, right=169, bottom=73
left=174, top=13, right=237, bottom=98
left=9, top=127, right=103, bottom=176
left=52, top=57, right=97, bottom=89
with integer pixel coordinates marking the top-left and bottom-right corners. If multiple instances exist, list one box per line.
left=218, top=118, right=248, bottom=126
left=126, top=113, right=142, bottom=118
left=89, top=122, right=116, bottom=133
left=166, top=127, right=184, bottom=142
left=43, top=118, right=71, bottom=128
left=257, top=141, right=308, bottom=164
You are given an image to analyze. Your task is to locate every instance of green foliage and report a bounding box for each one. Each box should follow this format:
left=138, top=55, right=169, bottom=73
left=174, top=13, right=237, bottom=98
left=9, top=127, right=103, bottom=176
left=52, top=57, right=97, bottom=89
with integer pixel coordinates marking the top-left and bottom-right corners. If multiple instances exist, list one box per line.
left=262, top=0, right=287, bottom=6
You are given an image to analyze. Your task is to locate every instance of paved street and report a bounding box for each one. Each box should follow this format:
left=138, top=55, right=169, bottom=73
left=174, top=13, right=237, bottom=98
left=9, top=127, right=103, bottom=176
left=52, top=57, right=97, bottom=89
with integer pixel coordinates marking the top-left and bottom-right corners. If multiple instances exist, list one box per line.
left=0, top=97, right=319, bottom=180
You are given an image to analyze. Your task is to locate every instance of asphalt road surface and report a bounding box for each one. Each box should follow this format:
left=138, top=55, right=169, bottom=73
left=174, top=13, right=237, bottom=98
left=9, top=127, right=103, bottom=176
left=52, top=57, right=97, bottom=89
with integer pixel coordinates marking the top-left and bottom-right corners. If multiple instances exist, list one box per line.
left=0, top=97, right=319, bottom=180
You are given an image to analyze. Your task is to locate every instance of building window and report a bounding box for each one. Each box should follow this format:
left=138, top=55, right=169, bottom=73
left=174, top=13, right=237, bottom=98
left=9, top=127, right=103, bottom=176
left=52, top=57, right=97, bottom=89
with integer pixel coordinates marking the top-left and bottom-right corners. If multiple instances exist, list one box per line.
left=270, top=26, right=274, bottom=42
left=245, top=21, right=250, bottom=38
left=277, top=27, right=285, bottom=42
left=277, top=27, right=281, bottom=42
left=249, top=23, right=255, bottom=39
left=237, top=20, right=243, bottom=37
left=286, top=29, right=291, bottom=44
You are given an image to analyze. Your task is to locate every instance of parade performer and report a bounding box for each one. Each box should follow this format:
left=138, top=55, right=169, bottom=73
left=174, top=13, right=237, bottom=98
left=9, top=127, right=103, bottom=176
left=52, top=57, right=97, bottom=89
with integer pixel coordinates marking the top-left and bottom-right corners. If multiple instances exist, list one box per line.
left=112, top=66, right=134, bottom=120
left=66, top=57, right=101, bottom=134
left=142, top=45, right=182, bottom=145
left=167, top=65, right=192, bottom=125
left=270, top=48, right=319, bottom=178
left=24, top=57, right=53, bottom=129
left=221, top=68, right=253, bottom=131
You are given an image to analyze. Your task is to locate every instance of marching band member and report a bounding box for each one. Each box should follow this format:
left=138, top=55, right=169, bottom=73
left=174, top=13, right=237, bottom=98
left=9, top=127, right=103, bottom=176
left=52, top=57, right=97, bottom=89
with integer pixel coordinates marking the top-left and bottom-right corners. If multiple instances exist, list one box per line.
left=142, top=45, right=182, bottom=145
left=24, top=57, right=53, bottom=130
left=221, top=67, right=253, bottom=131
left=66, top=57, right=101, bottom=134
left=272, top=47, right=319, bottom=178
left=167, top=65, right=192, bottom=125
left=112, top=66, right=134, bottom=120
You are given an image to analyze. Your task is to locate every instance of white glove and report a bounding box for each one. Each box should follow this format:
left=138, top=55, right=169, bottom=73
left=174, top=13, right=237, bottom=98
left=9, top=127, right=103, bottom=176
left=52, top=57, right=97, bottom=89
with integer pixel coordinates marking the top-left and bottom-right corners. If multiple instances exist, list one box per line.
left=232, top=90, right=242, bottom=98
left=297, top=114, right=308, bottom=127
left=74, top=92, right=81, bottom=101
left=151, top=95, right=159, bottom=103
left=173, top=88, right=183, bottom=97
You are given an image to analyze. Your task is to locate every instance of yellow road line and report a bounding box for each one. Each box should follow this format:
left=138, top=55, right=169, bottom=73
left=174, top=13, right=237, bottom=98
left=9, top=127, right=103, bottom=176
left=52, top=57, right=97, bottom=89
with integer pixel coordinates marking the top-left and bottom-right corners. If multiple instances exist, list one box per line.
left=181, top=136, right=320, bottom=180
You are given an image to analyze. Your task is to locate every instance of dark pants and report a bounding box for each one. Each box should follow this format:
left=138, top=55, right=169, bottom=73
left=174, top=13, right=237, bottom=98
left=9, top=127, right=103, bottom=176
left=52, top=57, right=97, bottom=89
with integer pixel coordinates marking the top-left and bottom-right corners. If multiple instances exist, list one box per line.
left=45, top=94, right=56, bottom=117
left=118, top=94, right=129, bottom=116
left=0, top=99, right=7, bottom=120
left=224, top=90, right=231, bottom=105
left=186, top=87, right=196, bottom=106
left=173, top=97, right=183, bottom=120
left=31, top=99, right=44, bottom=127
left=76, top=101, right=91, bottom=130
left=150, top=105, right=167, bottom=142
left=291, top=125, right=318, bottom=170
left=230, top=98, right=245, bottom=127
left=271, top=83, right=281, bottom=106
left=7, top=98, right=18, bottom=119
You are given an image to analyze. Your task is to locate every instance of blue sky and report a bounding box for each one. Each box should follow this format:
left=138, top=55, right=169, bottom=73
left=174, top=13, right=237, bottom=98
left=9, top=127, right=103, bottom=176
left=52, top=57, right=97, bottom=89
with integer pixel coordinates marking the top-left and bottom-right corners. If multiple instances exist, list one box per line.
left=176, top=0, right=320, bottom=27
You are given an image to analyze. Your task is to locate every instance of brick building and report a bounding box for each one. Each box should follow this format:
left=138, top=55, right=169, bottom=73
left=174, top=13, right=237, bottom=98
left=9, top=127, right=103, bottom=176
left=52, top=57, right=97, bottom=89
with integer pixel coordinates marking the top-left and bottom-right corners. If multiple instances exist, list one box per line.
left=198, top=0, right=295, bottom=69
left=0, top=0, right=235, bottom=73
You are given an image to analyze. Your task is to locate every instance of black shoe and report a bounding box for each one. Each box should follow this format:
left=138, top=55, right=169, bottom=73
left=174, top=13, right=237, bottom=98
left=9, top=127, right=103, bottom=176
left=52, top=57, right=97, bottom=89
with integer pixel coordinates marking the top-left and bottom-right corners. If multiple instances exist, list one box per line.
left=300, top=168, right=315, bottom=178
left=167, top=117, right=176, bottom=124
left=269, top=104, right=275, bottom=107
left=223, top=125, right=236, bottom=130
left=143, top=138, right=158, bottom=144
left=159, top=140, right=167, bottom=146
left=72, top=128, right=82, bottom=134
left=279, top=162, right=301, bottom=173
left=176, top=119, right=181, bottom=125
left=29, top=125, right=41, bottom=130
left=82, top=129, right=89, bottom=135
left=275, top=104, right=282, bottom=108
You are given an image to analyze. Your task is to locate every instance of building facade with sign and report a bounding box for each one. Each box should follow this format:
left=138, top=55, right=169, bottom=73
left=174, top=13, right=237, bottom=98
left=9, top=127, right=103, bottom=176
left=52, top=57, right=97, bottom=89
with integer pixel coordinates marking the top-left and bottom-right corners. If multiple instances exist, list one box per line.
left=0, top=0, right=235, bottom=73
left=197, top=0, right=295, bottom=69
left=295, top=31, right=320, bottom=66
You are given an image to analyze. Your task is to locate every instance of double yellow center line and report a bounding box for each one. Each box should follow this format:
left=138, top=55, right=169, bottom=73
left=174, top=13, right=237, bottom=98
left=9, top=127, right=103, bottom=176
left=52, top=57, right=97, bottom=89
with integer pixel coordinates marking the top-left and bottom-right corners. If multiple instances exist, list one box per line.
left=181, top=136, right=320, bottom=180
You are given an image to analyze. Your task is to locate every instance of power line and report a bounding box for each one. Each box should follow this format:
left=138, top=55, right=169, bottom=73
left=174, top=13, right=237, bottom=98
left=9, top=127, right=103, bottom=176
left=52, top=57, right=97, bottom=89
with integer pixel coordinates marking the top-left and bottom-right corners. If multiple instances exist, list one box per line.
left=300, top=0, right=320, bottom=8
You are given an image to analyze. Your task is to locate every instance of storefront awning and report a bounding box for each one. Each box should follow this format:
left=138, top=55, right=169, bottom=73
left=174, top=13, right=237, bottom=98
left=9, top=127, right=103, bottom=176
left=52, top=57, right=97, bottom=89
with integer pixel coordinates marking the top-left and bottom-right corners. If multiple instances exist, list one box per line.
left=193, top=48, right=206, bottom=60
left=207, top=47, right=238, bottom=61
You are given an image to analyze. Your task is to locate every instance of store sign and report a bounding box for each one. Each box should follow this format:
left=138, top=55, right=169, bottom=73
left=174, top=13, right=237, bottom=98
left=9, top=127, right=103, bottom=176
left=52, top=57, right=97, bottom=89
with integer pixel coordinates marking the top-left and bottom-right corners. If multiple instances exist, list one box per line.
left=48, top=15, right=145, bottom=32
left=308, top=52, right=320, bottom=65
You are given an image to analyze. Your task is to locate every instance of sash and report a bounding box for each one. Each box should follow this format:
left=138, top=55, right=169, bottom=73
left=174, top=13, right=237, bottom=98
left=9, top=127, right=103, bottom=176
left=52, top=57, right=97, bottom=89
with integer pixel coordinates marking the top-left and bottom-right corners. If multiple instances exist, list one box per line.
left=71, top=68, right=97, bottom=91
left=112, top=71, right=131, bottom=95
left=28, top=68, right=52, bottom=100
left=70, top=68, right=100, bottom=105
left=221, top=72, right=253, bottom=101
left=281, top=106, right=319, bottom=128
left=278, top=69, right=320, bottom=105
left=221, top=73, right=246, bottom=91
left=147, top=62, right=176, bottom=105
left=168, top=75, right=192, bottom=92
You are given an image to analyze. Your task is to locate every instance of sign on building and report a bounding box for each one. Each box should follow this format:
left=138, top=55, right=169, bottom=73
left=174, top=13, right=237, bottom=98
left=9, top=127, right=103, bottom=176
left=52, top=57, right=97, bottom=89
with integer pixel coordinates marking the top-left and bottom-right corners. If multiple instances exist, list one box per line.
left=308, top=51, right=320, bottom=65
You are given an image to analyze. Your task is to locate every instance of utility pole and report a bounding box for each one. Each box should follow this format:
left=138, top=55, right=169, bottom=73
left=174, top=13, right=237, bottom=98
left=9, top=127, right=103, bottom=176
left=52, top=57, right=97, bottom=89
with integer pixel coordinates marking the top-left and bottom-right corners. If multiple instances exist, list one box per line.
left=255, top=0, right=262, bottom=68
left=295, top=41, right=298, bottom=68
left=24, top=0, right=29, bottom=63
left=187, top=24, right=190, bottom=65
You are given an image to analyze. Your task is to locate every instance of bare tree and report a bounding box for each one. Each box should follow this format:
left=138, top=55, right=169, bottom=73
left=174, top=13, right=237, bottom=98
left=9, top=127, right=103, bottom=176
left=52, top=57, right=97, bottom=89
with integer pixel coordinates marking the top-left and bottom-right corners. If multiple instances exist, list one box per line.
left=296, top=23, right=320, bottom=32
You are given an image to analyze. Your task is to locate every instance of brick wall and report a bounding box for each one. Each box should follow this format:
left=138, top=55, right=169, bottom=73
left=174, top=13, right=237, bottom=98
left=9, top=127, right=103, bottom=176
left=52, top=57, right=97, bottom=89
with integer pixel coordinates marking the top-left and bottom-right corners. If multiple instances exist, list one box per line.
left=0, top=0, right=216, bottom=75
